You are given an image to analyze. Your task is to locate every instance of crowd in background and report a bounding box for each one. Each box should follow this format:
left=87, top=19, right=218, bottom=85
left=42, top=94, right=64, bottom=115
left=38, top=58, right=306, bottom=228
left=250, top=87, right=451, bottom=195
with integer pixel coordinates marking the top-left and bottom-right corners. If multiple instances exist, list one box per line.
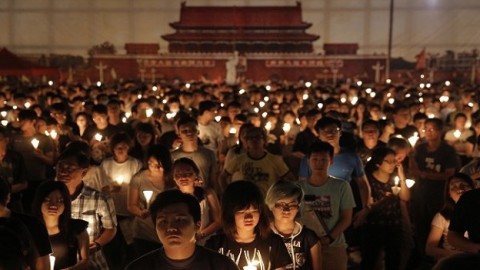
left=1, top=77, right=480, bottom=269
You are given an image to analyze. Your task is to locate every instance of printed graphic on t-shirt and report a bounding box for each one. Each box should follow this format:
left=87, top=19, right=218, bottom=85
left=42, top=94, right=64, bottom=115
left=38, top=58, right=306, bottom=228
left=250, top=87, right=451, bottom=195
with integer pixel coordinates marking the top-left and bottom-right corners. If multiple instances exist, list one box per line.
left=425, top=157, right=441, bottom=172
left=219, top=247, right=266, bottom=269
left=305, top=195, right=332, bottom=218
left=242, top=162, right=269, bottom=184
left=285, top=240, right=306, bottom=269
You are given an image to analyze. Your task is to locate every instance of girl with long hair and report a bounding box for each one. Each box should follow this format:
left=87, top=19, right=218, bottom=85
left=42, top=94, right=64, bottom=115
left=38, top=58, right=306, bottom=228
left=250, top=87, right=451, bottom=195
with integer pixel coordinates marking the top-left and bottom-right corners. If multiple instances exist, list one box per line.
left=206, top=180, right=291, bottom=270
left=32, top=181, right=89, bottom=270
left=425, top=173, right=474, bottom=260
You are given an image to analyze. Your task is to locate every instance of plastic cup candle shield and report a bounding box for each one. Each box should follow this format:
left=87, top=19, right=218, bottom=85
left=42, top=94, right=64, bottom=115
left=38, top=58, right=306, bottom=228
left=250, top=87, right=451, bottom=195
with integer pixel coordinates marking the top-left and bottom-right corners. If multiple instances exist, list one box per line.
left=454, top=129, right=462, bottom=139
left=94, top=133, right=103, bottom=141
left=229, top=127, right=237, bottom=134
left=115, top=176, right=125, bottom=185
left=31, top=138, right=40, bottom=149
left=215, top=115, right=222, bottom=122
left=143, top=190, right=153, bottom=208
left=408, top=132, right=419, bottom=147
left=49, top=255, right=55, bottom=270
left=1, top=120, right=8, bottom=126
left=406, top=179, right=415, bottom=188
left=0, top=111, right=6, bottom=117
left=282, top=123, right=291, bottom=133
left=50, top=130, right=58, bottom=139
left=146, top=108, right=153, bottom=118
left=265, top=121, right=272, bottom=131
left=392, top=176, right=401, bottom=195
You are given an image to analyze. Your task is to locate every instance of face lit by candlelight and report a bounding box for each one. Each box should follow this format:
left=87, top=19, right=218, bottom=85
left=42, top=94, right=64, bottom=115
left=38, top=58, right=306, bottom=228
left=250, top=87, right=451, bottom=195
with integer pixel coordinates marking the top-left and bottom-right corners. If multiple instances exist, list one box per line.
left=234, top=205, right=260, bottom=233
left=41, top=190, right=65, bottom=218
left=449, top=178, right=472, bottom=203
left=378, top=153, right=397, bottom=174
left=155, top=203, right=199, bottom=248
left=113, top=142, right=129, bottom=162
left=173, top=163, right=197, bottom=188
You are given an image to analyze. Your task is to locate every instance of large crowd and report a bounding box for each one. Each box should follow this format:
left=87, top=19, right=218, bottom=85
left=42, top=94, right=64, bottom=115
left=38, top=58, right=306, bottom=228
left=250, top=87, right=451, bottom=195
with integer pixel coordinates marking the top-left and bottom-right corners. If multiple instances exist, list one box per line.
left=1, top=78, right=480, bottom=270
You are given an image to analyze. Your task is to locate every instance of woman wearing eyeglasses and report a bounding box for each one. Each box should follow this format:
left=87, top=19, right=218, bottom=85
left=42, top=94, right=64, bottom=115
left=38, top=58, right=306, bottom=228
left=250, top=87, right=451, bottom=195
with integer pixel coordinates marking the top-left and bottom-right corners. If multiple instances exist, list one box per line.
left=361, top=147, right=411, bottom=270
left=172, top=157, right=221, bottom=244
left=266, top=180, right=322, bottom=270
left=128, top=145, right=172, bottom=258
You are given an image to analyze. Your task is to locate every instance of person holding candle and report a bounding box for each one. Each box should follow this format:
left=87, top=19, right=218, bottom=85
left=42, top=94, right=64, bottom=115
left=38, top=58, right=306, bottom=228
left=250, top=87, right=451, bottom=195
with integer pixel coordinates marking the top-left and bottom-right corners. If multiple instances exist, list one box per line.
left=361, top=147, right=411, bottom=270
left=32, top=181, right=89, bottom=270
left=99, top=132, right=142, bottom=268
left=172, top=157, right=222, bottom=245
left=425, top=173, right=474, bottom=261
left=11, top=109, right=54, bottom=213
left=265, top=180, right=322, bottom=270
left=125, top=189, right=239, bottom=270
left=128, top=145, right=172, bottom=257
left=206, top=180, right=292, bottom=270
left=444, top=113, right=473, bottom=165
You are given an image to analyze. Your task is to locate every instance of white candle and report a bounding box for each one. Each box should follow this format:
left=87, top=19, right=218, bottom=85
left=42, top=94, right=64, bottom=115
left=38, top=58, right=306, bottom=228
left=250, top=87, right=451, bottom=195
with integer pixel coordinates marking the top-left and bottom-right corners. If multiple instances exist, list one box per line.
left=31, top=138, right=40, bottom=149
left=49, top=255, right=55, bottom=270
left=48, top=80, right=53, bottom=86
left=351, top=96, right=358, bottom=105
left=0, top=111, right=6, bottom=117
left=50, top=130, right=58, bottom=139
left=239, top=89, right=246, bottom=95
left=1, top=120, right=8, bottom=126
left=166, top=112, right=176, bottom=119
left=115, top=176, right=125, bottom=185
left=263, top=96, right=269, bottom=102
left=152, top=86, right=158, bottom=91
left=243, top=266, right=256, bottom=270
left=302, top=93, right=309, bottom=100
left=185, top=83, right=191, bottom=89
left=317, top=103, right=323, bottom=109
left=96, top=81, right=102, bottom=87
left=146, top=108, right=153, bottom=118
left=261, top=112, right=268, bottom=118
left=394, top=176, right=400, bottom=186
left=94, top=133, right=102, bottom=141
left=259, top=101, right=265, bottom=108
left=340, top=97, right=346, bottom=103
left=229, top=127, right=237, bottom=134
left=305, top=81, right=312, bottom=88
left=143, top=190, right=153, bottom=207
left=282, top=123, right=291, bottom=133
left=265, top=121, right=272, bottom=131
left=454, top=130, right=462, bottom=139
left=24, top=102, right=31, bottom=108
left=386, top=79, right=392, bottom=84
left=406, top=179, right=416, bottom=188
left=215, top=115, right=222, bottom=122
left=408, top=132, right=419, bottom=147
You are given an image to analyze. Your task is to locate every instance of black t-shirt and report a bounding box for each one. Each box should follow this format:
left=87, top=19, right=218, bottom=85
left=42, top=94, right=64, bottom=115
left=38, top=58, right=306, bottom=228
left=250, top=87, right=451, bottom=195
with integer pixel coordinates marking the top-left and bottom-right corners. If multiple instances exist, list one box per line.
left=449, top=189, right=480, bottom=244
left=125, top=245, right=239, bottom=270
left=355, top=140, right=386, bottom=165
left=292, top=128, right=317, bottom=155
left=50, top=219, right=88, bottom=270
left=205, top=233, right=292, bottom=270
left=275, top=225, right=319, bottom=270
left=10, top=211, right=52, bottom=257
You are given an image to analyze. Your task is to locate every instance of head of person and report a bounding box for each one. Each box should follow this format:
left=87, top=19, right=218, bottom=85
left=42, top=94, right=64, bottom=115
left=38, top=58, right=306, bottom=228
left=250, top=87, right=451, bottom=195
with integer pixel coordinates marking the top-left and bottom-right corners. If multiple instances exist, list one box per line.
left=134, top=122, right=156, bottom=147
left=315, top=117, right=342, bottom=146
left=392, top=105, right=411, bottom=128
left=365, top=147, right=397, bottom=176
left=49, top=102, right=68, bottom=125
left=387, top=137, right=412, bottom=163
left=440, top=173, right=475, bottom=219
left=265, top=180, right=304, bottom=223
left=55, top=148, right=90, bottom=186
left=18, top=109, right=37, bottom=132
left=413, top=112, right=427, bottom=137
left=91, top=104, right=108, bottom=129
left=32, top=181, right=71, bottom=233
left=244, top=126, right=267, bottom=153
left=323, top=97, right=340, bottom=113
left=307, top=141, right=334, bottom=174
left=149, top=189, right=201, bottom=248
left=424, top=118, right=443, bottom=142
left=110, top=132, right=132, bottom=162
left=107, top=99, right=122, bottom=119
left=362, top=119, right=380, bottom=142
left=226, top=101, right=242, bottom=121
left=176, top=116, right=199, bottom=143
left=172, top=157, right=201, bottom=188
left=146, top=145, right=172, bottom=175
left=222, top=180, right=270, bottom=239
left=75, top=112, right=91, bottom=129
left=453, top=113, right=467, bottom=130
left=198, top=100, right=217, bottom=120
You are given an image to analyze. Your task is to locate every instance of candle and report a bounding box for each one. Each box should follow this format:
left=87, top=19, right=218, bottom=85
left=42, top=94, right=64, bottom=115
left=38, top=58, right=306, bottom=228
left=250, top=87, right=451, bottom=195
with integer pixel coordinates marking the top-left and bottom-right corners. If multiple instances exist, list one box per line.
left=24, top=102, right=31, bottom=108
left=185, top=83, right=191, bottom=89
left=408, top=132, right=419, bottom=147
left=305, top=81, right=312, bottom=88
left=302, top=93, right=309, bottom=100
left=406, top=179, right=415, bottom=188
left=386, top=79, right=392, bottom=84
left=229, top=127, right=237, bottom=134
left=94, top=133, right=103, bottom=141
left=357, top=81, right=363, bottom=87
left=454, top=130, right=462, bottom=139
left=0, top=111, right=6, bottom=117
left=259, top=101, right=265, bottom=108
left=1, top=120, right=8, bottom=126
left=340, top=97, right=346, bottom=103
left=48, top=80, right=53, bottom=86
left=253, top=107, right=259, bottom=113
left=388, top=98, right=395, bottom=105
left=122, top=117, right=127, bottom=123
left=370, top=92, right=376, bottom=98
left=96, top=81, right=102, bottom=87
left=166, top=112, right=176, bottom=120
left=392, top=176, right=401, bottom=195
left=146, top=108, right=153, bottom=117
left=351, top=96, right=358, bottom=105
left=263, top=96, right=269, bottom=102
left=31, top=138, right=40, bottom=149
left=265, top=85, right=271, bottom=91
left=243, top=266, right=257, bottom=270
left=265, top=121, right=272, bottom=131
left=445, top=80, right=451, bottom=86
left=49, top=255, right=55, bottom=270
left=239, top=89, right=246, bottom=95
left=261, top=112, right=268, bottom=118
left=152, top=86, right=158, bottom=91
left=50, top=130, right=58, bottom=139
left=115, top=176, right=125, bottom=185
left=317, top=103, right=323, bottom=109
left=365, top=88, right=372, bottom=94
left=215, top=115, right=222, bottom=122
left=137, top=94, right=142, bottom=99
left=86, top=227, right=92, bottom=236
left=143, top=190, right=153, bottom=208
left=282, top=123, right=291, bottom=133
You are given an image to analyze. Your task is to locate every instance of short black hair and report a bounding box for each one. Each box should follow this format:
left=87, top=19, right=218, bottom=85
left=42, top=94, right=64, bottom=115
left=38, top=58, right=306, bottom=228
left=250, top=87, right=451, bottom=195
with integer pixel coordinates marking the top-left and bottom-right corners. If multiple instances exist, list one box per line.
left=314, top=116, right=341, bottom=132
left=18, top=109, right=37, bottom=121
left=425, top=117, right=443, bottom=131
left=92, top=104, right=108, bottom=115
left=57, top=148, right=90, bottom=169
left=150, top=189, right=201, bottom=224
left=198, top=100, right=217, bottom=115
left=361, top=119, right=380, bottom=131
left=176, top=116, right=198, bottom=130
left=307, top=141, right=334, bottom=158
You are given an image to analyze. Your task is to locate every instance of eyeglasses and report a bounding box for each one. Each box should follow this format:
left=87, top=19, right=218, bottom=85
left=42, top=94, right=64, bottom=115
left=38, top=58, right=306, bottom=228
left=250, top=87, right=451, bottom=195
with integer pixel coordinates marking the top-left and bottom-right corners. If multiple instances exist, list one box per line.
left=274, top=203, right=300, bottom=211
